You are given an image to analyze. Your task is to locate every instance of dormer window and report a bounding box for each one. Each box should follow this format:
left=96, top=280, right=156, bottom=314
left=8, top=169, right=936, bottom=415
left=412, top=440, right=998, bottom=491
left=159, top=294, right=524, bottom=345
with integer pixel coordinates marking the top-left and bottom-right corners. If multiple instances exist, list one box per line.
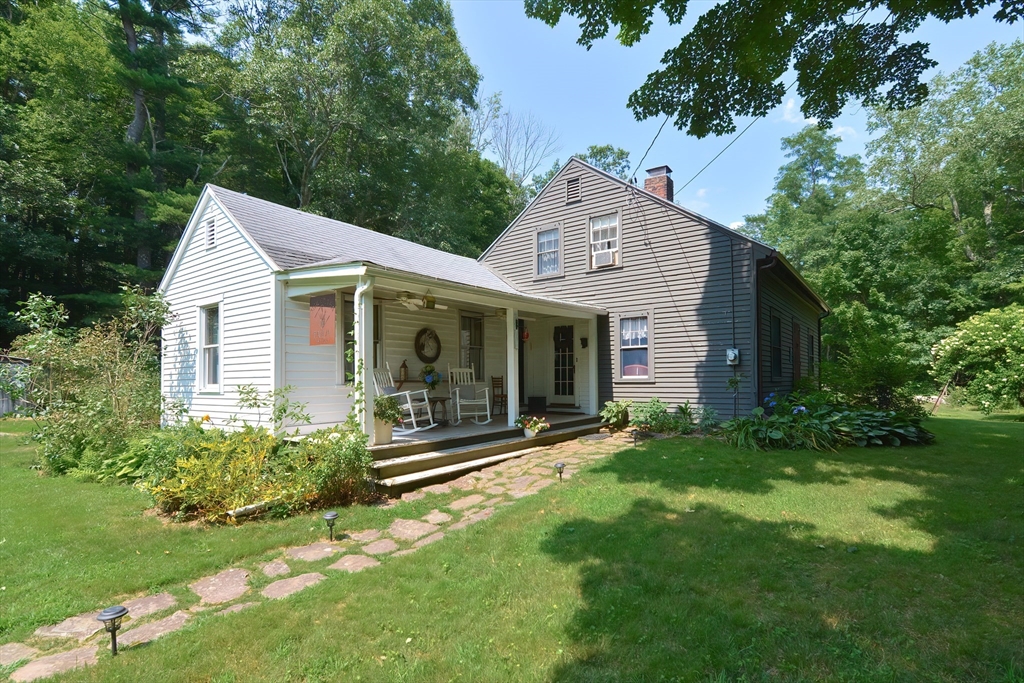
left=565, top=177, right=581, bottom=203
left=204, top=218, right=216, bottom=248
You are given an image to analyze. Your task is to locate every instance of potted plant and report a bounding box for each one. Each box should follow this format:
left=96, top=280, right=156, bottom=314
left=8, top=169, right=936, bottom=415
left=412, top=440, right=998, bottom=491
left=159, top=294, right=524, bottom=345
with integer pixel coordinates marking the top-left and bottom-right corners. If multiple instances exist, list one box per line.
left=515, top=415, right=550, bottom=438
left=420, top=364, right=442, bottom=391
left=374, top=394, right=403, bottom=445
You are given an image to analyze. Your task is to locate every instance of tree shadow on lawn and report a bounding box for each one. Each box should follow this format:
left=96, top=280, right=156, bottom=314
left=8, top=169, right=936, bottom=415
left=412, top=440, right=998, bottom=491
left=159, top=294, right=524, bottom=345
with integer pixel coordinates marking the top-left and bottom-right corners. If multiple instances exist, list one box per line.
left=539, top=418, right=1023, bottom=681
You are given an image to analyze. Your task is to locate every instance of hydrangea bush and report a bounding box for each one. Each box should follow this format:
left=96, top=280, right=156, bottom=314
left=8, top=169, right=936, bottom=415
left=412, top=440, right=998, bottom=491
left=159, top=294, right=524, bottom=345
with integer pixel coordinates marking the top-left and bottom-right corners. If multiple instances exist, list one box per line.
left=931, top=304, right=1024, bottom=413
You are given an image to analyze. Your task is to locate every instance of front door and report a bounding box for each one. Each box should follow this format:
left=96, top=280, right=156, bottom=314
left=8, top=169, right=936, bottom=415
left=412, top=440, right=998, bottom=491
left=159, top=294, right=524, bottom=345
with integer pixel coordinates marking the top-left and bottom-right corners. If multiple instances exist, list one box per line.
left=553, top=325, right=575, bottom=405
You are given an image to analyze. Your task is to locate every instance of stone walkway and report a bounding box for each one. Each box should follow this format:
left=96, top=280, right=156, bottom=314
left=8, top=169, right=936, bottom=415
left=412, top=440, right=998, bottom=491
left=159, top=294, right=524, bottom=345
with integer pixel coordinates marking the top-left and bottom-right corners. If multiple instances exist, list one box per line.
left=4, top=431, right=628, bottom=681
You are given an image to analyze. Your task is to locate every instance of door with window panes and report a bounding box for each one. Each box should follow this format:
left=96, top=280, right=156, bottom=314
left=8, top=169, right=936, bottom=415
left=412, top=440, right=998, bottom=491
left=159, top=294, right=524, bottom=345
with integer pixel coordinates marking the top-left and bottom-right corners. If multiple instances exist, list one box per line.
left=553, top=324, right=575, bottom=405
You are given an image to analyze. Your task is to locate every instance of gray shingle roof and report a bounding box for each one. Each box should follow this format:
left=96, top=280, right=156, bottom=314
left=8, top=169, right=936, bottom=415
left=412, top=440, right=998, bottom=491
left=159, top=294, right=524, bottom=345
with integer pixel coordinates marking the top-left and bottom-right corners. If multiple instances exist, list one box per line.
left=209, top=185, right=522, bottom=296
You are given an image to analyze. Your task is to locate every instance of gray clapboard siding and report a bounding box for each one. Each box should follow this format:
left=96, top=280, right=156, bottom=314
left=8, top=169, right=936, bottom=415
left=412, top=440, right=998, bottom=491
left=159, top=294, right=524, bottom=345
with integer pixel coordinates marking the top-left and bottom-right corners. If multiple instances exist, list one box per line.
left=482, top=158, right=765, bottom=418
left=161, top=199, right=275, bottom=427
left=758, top=268, right=822, bottom=400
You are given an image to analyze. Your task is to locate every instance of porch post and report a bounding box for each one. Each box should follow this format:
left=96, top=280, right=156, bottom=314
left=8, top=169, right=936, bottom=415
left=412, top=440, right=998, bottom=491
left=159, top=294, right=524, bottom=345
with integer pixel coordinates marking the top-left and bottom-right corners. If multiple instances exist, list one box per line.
left=354, top=276, right=375, bottom=439
left=588, top=314, right=599, bottom=415
left=506, top=307, right=519, bottom=427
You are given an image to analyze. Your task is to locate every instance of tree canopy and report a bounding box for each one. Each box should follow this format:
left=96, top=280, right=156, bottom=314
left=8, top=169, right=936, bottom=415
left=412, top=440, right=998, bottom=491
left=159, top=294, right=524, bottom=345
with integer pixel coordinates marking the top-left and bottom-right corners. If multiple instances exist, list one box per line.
left=524, top=0, right=1023, bottom=137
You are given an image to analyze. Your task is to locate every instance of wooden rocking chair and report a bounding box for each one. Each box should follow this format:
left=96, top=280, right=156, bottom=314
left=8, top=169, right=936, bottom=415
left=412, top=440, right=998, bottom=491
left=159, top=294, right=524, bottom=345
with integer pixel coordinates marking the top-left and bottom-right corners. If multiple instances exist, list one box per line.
left=373, top=363, right=435, bottom=432
left=448, top=365, right=491, bottom=425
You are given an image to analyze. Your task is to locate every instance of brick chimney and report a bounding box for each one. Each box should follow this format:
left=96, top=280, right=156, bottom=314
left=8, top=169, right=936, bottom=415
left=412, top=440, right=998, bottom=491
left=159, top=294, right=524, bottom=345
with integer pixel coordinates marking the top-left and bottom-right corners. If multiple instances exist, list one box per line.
left=644, top=165, right=674, bottom=202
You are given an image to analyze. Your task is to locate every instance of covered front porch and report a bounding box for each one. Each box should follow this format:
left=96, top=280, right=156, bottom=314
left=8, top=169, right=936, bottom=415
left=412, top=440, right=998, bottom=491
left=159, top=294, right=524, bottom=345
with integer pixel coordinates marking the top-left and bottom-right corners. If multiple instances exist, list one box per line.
left=278, top=263, right=604, bottom=445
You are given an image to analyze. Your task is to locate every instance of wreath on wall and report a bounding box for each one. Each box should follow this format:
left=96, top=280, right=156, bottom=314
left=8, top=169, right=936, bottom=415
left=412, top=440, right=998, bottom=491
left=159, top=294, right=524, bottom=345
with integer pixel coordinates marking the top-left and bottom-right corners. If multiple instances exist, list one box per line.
left=414, top=328, right=442, bottom=363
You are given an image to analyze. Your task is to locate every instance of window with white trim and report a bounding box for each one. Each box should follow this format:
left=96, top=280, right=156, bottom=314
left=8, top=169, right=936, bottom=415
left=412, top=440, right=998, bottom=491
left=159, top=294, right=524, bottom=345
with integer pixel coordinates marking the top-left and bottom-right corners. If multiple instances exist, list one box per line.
left=620, top=315, right=649, bottom=378
left=536, top=227, right=560, bottom=277
left=200, top=304, right=221, bottom=390
left=460, top=314, right=484, bottom=375
left=590, top=213, right=619, bottom=268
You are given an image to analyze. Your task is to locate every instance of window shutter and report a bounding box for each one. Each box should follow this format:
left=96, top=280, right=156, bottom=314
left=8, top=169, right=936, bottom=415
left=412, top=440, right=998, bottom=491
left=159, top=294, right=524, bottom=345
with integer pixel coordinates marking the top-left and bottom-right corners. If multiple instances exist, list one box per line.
left=565, top=177, right=581, bottom=203
left=205, top=219, right=216, bottom=248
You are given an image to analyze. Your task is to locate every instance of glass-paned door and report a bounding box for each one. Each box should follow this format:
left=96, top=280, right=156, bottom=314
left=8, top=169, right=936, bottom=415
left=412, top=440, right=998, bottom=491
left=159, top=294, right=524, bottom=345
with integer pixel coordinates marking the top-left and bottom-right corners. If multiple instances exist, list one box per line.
left=553, top=325, right=575, bottom=401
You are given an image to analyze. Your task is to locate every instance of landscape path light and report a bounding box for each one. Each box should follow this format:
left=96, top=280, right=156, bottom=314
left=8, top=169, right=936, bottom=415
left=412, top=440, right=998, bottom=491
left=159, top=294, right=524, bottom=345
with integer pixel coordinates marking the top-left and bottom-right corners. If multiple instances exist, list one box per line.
left=97, top=605, right=128, bottom=656
left=555, top=462, right=565, bottom=482
left=323, top=511, right=339, bottom=541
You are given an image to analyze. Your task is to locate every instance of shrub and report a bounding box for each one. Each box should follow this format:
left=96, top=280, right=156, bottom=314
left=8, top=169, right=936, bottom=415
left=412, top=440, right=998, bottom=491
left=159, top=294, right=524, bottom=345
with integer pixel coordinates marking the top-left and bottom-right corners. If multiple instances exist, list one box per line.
left=297, top=426, right=374, bottom=507
left=374, top=394, right=403, bottom=426
left=931, top=304, right=1024, bottom=413
left=675, top=401, right=695, bottom=435
left=696, top=405, right=719, bottom=434
left=630, top=397, right=677, bottom=433
left=600, top=400, right=632, bottom=430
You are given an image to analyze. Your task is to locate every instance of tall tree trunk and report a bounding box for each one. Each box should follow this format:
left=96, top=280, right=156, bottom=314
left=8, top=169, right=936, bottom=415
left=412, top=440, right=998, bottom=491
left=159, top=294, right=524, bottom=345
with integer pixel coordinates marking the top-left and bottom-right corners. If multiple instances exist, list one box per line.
left=949, top=192, right=977, bottom=262
left=118, top=0, right=152, bottom=270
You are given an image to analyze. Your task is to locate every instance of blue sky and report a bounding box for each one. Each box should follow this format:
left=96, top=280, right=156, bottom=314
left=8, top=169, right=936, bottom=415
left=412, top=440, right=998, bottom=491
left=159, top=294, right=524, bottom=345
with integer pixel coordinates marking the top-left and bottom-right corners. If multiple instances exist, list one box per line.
left=449, top=2, right=1022, bottom=228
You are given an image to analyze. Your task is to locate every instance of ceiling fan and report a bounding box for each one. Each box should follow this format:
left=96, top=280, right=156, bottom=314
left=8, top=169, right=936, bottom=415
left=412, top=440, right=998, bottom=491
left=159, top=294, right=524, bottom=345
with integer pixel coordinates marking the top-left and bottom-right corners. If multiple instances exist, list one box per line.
left=394, top=291, right=448, bottom=311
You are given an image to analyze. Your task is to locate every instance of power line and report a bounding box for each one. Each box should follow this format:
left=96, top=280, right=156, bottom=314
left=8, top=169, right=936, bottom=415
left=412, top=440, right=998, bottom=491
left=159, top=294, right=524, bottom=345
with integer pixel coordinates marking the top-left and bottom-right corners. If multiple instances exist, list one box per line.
left=630, top=114, right=671, bottom=183
left=676, top=114, right=765, bottom=193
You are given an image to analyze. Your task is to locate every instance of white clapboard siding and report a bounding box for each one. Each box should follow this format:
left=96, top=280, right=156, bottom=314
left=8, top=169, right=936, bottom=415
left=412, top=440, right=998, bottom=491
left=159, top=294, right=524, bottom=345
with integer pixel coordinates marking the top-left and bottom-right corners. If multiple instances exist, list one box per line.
left=161, top=199, right=275, bottom=428
left=283, top=296, right=353, bottom=434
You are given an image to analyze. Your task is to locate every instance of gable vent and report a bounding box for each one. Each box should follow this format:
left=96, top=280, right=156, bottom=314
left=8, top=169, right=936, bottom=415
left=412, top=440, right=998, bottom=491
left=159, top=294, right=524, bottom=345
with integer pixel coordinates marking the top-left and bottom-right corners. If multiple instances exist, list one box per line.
left=565, top=177, right=581, bottom=203
left=204, top=218, right=216, bottom=248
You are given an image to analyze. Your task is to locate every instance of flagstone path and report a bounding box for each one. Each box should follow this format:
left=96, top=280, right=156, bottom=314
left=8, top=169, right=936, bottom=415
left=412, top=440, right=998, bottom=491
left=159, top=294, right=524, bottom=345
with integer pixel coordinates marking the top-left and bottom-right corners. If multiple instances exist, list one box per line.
left=5, top=430, right=629, bottom=682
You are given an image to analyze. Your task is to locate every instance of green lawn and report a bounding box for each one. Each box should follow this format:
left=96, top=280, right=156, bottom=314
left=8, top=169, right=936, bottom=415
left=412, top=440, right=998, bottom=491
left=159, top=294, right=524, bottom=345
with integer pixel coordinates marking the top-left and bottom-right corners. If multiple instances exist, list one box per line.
left=2, top=410, right=1023, bottom=682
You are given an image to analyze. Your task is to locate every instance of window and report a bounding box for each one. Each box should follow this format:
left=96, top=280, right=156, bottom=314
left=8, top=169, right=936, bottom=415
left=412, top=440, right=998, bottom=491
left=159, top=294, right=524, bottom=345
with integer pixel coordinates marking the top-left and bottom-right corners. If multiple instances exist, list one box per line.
left=204, top=218, right=216, bottom=249
left=536, top=226, right=561, bottom=277
left=461, top=314, right=484, bottom=375
left=200, top=304, right=221, bottom=390
left=620, top=315, right=649, bottom=378
left=590, top=212, right=619, bottom=268
left=770, top=314, right=782, bottom=379
left=807, top=330, right=816, bottom=375
left=343, top=300, right=381, bottom=383
left=565, top=177, right=581, bottom=203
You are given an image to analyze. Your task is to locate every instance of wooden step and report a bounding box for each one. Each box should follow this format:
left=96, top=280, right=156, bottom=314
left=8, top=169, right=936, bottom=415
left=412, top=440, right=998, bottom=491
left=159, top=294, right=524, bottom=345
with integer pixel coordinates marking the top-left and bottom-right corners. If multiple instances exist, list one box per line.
left=372, top=421, right=604, bottom=494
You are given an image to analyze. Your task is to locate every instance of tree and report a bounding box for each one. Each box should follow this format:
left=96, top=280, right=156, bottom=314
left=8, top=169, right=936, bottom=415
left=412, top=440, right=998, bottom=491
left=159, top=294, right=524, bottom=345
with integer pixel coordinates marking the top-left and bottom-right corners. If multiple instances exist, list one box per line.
left=531, top=144, right=632, bottom=193
left=490, top=109, right=561, bottom=189
left=524, top=0, right=1023, bottom=138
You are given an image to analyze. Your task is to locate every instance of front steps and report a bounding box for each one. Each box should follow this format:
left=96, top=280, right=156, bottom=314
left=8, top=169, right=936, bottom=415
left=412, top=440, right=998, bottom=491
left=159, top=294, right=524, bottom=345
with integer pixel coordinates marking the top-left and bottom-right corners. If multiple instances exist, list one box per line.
left=371, top=416, right=603, bottom=494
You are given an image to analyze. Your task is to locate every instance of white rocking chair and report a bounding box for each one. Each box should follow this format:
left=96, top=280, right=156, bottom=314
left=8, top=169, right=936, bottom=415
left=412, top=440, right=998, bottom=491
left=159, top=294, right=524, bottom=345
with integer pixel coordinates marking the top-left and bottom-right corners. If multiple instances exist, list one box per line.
left=448, top=365, right=491, bottom=425
left=373, top=363, right=436, bottom=433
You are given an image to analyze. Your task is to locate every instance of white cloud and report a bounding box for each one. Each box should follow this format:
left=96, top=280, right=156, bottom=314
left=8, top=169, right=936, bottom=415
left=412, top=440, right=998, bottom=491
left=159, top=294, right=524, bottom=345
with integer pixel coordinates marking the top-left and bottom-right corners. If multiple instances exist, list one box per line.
left=833, top=125, right=856, bottom=139
left=696, top=188, right=708, bottom=198
left=729, top=221, right=744, bottom=230
left=779, top=98, right=818, bottom=125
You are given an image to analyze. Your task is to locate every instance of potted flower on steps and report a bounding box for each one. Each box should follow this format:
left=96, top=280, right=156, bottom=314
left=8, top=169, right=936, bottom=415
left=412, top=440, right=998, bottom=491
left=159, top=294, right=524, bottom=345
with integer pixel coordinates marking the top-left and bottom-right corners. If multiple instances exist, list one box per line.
left=515, top=415, right=550, bottom=439
left=374, top=394, right=403, bottom=446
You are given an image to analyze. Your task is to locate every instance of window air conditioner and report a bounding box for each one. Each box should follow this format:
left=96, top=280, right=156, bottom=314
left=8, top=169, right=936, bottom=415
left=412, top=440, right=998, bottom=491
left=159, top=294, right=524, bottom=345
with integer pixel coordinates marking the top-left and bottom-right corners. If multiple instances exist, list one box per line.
left=593, top=249, right=616, bottom=267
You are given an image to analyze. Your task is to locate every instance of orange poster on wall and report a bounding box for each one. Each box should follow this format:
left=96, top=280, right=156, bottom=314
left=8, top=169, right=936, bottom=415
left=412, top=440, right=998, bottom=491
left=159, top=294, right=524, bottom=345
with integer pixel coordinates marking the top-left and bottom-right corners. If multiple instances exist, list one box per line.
left=309, top=294, right=336, bottom=346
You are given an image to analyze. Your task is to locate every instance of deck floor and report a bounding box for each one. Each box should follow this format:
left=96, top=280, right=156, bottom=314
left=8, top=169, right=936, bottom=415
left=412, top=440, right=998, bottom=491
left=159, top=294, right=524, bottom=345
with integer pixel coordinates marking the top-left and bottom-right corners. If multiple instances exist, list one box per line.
left=377, top=412, right=587, bottom=449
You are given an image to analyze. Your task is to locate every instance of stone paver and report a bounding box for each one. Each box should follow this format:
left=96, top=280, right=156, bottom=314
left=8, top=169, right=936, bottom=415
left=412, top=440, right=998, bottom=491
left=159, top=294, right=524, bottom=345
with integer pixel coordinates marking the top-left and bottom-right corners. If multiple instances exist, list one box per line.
left=422, top=509, right=452, bottom=525
left=327, top=554, right=380, bottom=573
left=362, top=538, right=399, bottom=555
left=262, top=573, right=326, bottom=599
left=400, top=490, right=426, bottom=502
left=449, top=507, right=494, bottom=531
left=484, top=486, right=505, bottom=495
left=531, top=478, right=557, bottom=492
left=119, top=611, right=190, bottom=648
left=285, top=542, right=340, bottom=561
left=216, top=602, right=259, bottom=616
left=34, top=613, right=103, bottom=641
left=392, top=548, right=418, bottom=557
left=448, top=494, right=485, bottom=510
left=421, top=483, right=451, bottom=494
left=262, top=559, right=291, bottom=577
left=10, top=646, right=96, bottom=682
left=0, top=643, right=39, bottom=667
left=190, top=568, right=250, bottom=604
left=483, top=497, right=503, bottom=507
left=123, top=593, right=177, bottom=619
left=388, top=518, right=440, bottom=541
left=349, top=529, right=382, bottom=542
left=413, top=532, right=444, bottom=548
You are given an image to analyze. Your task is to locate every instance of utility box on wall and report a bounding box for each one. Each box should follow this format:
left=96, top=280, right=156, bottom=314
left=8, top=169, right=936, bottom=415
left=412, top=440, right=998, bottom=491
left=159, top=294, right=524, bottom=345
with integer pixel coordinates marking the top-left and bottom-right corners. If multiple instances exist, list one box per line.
left=726, top=348, right=740, bottom=366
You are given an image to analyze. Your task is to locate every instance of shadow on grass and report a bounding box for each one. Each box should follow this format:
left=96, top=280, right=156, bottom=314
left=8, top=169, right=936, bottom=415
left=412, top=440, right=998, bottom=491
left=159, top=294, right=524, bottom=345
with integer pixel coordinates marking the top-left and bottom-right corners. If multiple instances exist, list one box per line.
left=540, top=417, right=1024, bottom=681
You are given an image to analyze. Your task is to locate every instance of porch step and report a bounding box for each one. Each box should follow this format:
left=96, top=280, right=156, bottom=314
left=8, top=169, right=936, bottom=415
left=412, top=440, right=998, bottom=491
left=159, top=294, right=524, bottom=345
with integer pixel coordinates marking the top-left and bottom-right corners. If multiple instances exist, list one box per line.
left=372, top=420, right=604, bottom=494
left=370, top=414, right=601, bottom=460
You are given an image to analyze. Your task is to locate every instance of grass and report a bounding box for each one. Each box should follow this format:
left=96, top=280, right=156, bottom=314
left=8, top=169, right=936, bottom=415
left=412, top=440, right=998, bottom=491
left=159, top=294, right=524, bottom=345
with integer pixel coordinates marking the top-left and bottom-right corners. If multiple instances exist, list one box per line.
left=2, top=409, right=1023, bottom=681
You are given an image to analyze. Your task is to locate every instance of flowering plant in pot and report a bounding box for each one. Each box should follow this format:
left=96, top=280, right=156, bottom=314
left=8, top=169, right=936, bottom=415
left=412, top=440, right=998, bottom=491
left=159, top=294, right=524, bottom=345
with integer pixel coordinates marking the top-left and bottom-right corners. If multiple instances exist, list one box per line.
left=515, top=415, right=550, bottom=438
left=420, top=364, right=442, bottom=391
left=373, top=394, right=403, bottom=445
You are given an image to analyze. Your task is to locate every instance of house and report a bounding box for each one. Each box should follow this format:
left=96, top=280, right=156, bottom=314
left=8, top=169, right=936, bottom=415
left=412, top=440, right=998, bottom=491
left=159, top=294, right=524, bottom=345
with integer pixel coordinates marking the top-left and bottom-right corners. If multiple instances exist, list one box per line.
left=158, top=159, right=827, bottom=486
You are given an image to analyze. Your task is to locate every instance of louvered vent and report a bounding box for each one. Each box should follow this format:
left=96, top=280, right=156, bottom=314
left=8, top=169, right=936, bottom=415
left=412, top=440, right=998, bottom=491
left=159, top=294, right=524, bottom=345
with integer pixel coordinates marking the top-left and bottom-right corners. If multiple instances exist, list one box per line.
left=205, top=218, right=216, bottom=248
left=565, top=177, right=581, bottom=203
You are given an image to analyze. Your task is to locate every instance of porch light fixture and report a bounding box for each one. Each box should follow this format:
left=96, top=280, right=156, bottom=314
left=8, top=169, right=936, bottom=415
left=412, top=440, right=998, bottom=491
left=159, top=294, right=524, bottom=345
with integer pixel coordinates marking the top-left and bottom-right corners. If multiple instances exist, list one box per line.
left=555, top=462, right=565, bottom=482
left=422, top=292, right=436, bottom=309
left=323, top=511, right=339, bottom=541
left=97, top=605, right=129, bottom=656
